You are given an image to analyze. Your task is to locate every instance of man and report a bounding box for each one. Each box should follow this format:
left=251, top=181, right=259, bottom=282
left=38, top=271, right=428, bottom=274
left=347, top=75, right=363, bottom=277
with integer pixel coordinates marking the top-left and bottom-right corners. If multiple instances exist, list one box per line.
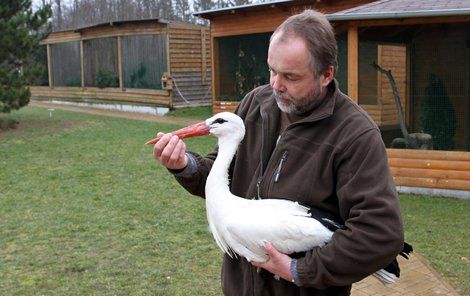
left=153, top=9, right=404, bottom=296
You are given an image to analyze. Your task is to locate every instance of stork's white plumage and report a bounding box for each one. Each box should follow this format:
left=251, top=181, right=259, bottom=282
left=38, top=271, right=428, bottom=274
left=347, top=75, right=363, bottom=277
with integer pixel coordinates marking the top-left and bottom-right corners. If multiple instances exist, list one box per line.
left=146, top=112, right=410, bottom=285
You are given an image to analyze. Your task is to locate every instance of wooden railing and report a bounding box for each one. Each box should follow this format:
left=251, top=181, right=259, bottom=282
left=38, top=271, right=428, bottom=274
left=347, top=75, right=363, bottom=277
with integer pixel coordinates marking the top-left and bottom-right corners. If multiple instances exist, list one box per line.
left=30, top=86, right=172, bottom=107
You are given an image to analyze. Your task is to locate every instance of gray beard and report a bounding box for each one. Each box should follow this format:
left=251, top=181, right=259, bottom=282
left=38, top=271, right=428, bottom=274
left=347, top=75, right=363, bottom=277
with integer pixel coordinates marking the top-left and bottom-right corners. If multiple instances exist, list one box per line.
left=273, top=83, right=323, bottom=115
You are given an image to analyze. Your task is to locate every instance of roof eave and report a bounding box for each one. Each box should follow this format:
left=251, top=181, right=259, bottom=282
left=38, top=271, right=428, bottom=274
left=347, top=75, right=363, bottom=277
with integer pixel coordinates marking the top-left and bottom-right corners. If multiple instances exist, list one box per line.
left=327, top=9, right=470, bottom=22
left=193, top=0, right=294, bottom=19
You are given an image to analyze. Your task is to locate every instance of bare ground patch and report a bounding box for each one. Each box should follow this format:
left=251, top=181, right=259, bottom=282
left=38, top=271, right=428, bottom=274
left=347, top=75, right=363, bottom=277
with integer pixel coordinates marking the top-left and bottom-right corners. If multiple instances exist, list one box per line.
left=0, top=118, right=81, bottom=136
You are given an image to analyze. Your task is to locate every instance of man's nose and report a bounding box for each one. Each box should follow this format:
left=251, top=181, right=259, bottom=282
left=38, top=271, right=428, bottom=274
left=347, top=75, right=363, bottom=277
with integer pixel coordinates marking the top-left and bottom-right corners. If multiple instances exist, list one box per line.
left=271, top=76, right=287, bottom=93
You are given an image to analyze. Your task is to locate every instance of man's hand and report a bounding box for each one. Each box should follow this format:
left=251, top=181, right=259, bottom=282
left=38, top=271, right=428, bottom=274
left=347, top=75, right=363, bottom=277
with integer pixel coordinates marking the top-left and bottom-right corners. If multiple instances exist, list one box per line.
left=153, top=132, right=188, bottom=170
left=251, top=242, right=293, bottom=282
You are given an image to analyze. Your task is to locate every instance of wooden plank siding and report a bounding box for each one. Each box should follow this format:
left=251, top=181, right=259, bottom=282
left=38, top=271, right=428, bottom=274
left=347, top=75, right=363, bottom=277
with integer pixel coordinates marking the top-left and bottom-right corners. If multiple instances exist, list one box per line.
left=209, top=0, right=376, bottom=37
left=362, top=44, right=407, bottom=126
left=169, top=24, right=212, bottom=107
left=80, top=22, right=167, bottom=40
left=30, top=86, right=171, bottom=107
left=388, top=149, right=470, bottom=190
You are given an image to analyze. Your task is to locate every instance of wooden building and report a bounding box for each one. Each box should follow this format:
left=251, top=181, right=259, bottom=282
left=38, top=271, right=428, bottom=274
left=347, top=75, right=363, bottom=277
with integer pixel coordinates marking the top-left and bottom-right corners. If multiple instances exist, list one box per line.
left=195, top=0, right=470, bottom=194
left=31, top=19, right=211, bottom=109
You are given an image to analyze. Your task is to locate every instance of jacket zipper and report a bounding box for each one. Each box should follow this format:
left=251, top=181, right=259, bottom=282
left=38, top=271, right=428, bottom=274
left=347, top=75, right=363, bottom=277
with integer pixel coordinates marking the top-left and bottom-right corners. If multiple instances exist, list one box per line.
left=274, top=150, right=288, bottom=183
left=267, top=150, right=288, bottom=195
left=256, top=176, right=263, bottom=199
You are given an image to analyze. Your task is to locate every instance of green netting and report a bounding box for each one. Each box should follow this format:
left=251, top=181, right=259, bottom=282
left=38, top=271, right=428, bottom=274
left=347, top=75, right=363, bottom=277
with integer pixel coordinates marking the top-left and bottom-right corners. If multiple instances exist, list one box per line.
left=336, top=34, right=348, bottom=94
left=50, top=41, right=81, bottom=87
left=358, top=41, right=378, bottom=105
left=355, top=23, right=469, bottom=151
left=121, top=34, right=167, bottom=90
left=83, top=37, right=118, bottom=88
left=30, top=45, right=49, bottom=86
left=217, top=33, right=270, bottom=102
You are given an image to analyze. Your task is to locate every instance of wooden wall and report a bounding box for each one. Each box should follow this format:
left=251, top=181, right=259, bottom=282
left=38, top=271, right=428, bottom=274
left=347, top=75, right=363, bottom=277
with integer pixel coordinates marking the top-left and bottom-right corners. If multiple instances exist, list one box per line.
left=169, top=24, right=212, bottom=107
left=362, top=44, right=407, bottom=126
left=30, top=86, right=171, bottom=106
left=209, top=0, right=376, bottom=37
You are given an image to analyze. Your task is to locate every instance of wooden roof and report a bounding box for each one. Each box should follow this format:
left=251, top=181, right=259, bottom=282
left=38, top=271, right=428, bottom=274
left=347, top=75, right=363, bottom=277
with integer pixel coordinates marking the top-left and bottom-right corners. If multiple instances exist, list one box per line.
left=329, top=0, right=470, bottom=20
left=195, top=0, right=470, bottom=20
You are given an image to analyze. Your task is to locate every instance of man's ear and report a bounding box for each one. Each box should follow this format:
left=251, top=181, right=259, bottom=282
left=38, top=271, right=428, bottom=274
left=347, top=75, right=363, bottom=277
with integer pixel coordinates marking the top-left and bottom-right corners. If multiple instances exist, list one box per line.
left=320, top=65, right=334, bottom=87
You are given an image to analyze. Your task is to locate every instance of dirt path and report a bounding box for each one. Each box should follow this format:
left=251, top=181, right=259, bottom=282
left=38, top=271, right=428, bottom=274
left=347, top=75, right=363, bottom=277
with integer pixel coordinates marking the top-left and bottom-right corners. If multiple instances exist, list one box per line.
left=30, top=101, right=198, bottom=125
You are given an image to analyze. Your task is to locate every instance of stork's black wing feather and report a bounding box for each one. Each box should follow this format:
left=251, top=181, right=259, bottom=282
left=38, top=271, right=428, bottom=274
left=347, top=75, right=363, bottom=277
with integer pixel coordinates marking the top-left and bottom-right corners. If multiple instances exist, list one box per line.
left=306, top=205, right=413, bottom=279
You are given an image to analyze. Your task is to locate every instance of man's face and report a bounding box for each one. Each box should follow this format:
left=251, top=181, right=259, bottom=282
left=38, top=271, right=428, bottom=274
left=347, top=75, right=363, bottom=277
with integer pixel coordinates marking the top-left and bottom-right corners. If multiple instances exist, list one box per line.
left=268, top=34, right=332, bottom=114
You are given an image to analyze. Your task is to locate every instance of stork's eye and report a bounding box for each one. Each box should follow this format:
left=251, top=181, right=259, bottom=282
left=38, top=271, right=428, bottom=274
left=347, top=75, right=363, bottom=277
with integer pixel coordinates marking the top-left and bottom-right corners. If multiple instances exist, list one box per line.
left=212, top=118, right=227, bottom=125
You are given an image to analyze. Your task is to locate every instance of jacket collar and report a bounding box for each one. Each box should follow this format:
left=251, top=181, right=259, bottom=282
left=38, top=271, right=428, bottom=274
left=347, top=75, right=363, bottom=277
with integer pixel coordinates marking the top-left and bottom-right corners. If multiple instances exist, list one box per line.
left=259, top=79, right=339, bottom=124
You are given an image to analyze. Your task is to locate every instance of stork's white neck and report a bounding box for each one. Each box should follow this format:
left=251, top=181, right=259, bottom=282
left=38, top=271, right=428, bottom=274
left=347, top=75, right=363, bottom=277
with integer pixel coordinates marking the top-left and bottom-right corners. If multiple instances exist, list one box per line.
left=206, top=137, right=239, bottom=196
left=205, top=135, right=242, bottom=200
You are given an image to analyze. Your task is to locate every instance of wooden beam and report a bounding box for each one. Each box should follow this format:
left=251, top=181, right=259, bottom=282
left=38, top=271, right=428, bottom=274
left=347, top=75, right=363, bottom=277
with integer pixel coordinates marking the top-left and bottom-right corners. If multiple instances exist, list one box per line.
left=347, top=25, right=358, bottom=102
left=211, top=36, right=218, bottom=114
left=347, top=15, right=470, bottom=28
left=201, top=28, right=207, bottom=84
left=46, top=44, right=52, bottom=88
left=80, top=40, right=84, bottom=88
left=166, top=26, right=172, bottom=109
left=388, top=148, right=470, bottom=161
left=117, top=36, right=123, bottom=89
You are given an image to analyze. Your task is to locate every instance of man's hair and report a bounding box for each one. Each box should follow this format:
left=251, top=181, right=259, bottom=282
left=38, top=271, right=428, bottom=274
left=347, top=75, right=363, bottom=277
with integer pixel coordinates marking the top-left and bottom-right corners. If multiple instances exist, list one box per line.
left=271, top=9, right=337, bottom=77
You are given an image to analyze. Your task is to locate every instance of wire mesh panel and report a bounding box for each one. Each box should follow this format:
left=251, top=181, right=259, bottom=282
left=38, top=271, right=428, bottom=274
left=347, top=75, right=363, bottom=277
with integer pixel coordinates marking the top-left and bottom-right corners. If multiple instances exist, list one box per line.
left=49, top=41, right=81, bottom=87
left=336, top=34, right=348, bottom=94
left=216, top=33, right=270, bottom=102
left=121, top=34, right=167, bottom=90
left=30, top=45, right=49, bottom=86
left=411, top=23, right=470, bottom=151
left=358, top=41, right=379, bottom=106
left=83, top=37, right=118, bottom=88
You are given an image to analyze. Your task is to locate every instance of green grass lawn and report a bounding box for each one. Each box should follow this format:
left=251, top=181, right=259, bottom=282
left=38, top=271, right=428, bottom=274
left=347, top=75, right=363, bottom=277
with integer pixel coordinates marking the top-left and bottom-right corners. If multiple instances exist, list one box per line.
left=1, top=106, right=469, bottom=295
left=166, top=106, right=212, bottom=120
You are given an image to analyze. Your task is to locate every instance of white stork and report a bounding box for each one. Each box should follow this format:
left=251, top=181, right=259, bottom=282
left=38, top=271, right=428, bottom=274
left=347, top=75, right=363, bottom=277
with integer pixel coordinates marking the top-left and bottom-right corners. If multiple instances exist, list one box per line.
left=146, top=112, right=411, bottom=285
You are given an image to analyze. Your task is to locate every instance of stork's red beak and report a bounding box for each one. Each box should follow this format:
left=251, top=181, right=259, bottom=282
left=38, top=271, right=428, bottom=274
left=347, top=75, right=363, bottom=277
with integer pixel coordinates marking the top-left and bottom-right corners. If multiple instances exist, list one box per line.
left=145, top=121, right=210, bottom=145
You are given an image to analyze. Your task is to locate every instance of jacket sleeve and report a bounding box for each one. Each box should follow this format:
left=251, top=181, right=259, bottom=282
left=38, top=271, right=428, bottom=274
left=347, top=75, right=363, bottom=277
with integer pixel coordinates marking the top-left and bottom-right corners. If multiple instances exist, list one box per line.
left=296, top=128, right=404, bottom=289
left=173, top=88, right=259, bottom=198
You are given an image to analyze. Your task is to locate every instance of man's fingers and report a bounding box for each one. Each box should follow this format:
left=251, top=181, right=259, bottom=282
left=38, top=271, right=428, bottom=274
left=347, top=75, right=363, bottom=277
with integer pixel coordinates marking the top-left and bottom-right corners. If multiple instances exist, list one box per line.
left=153, top=133, right=172, bottom=159
left=160, top=135, right=180, bottom=164
left=168, top=139, right=185, bottom=167
left=263, top=242, right=277, bottom=258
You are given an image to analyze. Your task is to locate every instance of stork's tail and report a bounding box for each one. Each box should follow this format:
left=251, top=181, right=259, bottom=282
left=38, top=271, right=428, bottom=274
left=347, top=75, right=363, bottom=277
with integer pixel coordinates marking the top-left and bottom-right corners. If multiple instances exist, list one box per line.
left=374, top=242, right=413, bottom=285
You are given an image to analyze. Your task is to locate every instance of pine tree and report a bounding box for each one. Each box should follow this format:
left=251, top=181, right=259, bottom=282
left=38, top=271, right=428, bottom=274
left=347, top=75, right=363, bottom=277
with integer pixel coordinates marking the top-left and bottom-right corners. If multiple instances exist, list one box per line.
left=0, top=0, right=51, bottom=114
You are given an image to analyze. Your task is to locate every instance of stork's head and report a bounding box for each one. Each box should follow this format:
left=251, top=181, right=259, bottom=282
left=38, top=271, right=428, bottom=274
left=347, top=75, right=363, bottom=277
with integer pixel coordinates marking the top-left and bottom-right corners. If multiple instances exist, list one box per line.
left=205, top=112, right=245, bottom=139
left=145, top=112, right=245, bottom=145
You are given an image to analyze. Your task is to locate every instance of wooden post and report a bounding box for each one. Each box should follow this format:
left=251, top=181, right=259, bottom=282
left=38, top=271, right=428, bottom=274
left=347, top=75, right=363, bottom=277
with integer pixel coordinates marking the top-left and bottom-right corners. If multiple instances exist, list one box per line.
left=211, top=36, right=218, bottom=114
left=201, top=28, right=207, bottom=84
left=347, top=25, right=358, bottom=102
left=46, top=44, right=52, bottom=88
left=117, top=36, right=123, bottom=90
left=80, top=40, right=85, bottom=88
left=166, top=25, right=172, bottom=109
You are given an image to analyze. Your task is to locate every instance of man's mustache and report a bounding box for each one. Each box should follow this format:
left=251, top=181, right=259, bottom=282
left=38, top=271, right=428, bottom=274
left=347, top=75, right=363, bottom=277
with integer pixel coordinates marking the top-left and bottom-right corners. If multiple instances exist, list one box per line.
left=273, top=90, right=293, bottom=102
